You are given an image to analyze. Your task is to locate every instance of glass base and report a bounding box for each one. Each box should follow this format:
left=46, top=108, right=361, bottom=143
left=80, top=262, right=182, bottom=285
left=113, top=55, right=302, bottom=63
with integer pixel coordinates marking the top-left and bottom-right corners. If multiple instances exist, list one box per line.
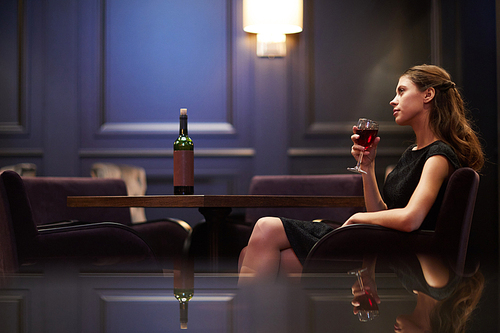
left=347, top=167, right=367, bottom=174
left=357, top=309, right=379, bottom=322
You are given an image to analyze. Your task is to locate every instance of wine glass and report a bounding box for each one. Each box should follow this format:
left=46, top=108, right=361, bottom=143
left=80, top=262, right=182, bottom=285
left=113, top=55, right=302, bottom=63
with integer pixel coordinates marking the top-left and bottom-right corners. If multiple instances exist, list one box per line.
left=349, top=268, right=379, bottom=322
left=347, top=118, right=379, bottom=174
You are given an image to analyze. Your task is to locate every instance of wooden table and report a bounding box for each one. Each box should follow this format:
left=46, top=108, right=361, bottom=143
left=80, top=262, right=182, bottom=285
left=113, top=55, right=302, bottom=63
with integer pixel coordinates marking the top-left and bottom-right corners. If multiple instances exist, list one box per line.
left=67, top=195, right=365, bottom=209
left=68, top=195, right=365, bottom=270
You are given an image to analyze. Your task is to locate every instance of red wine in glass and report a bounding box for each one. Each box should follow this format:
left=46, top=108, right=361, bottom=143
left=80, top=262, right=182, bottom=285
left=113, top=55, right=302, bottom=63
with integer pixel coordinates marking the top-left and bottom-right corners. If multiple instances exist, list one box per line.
left=347, top=118, right=379, bottom=174
left=356, top=291, right=379, bottom=322
left=356, top=129, right=378, bottom=149
left=349, top=268, right=379, bottom=322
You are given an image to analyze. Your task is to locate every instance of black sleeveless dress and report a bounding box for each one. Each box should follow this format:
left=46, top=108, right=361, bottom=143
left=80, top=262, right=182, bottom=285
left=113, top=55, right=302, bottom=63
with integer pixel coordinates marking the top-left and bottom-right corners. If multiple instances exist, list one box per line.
left=281, top=141, right=461, bottom=264
left=384, top=254, right=461, bottom=301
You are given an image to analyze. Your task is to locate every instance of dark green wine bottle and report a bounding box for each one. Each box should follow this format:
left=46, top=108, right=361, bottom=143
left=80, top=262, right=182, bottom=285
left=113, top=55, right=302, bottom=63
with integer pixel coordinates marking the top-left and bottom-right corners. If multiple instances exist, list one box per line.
left=173, top=108, right=194, bottom=195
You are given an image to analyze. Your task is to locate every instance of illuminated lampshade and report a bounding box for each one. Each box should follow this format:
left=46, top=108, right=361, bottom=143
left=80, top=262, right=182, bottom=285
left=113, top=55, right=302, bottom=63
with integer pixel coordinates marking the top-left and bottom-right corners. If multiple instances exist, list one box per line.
left=243, top=0, right=303, bottom=57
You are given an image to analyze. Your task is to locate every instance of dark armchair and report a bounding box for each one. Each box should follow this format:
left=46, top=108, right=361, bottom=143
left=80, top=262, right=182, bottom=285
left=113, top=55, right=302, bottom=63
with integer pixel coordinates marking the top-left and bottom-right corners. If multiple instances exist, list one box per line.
left=1, top=170, right=191, bottom=269
left=303, top=167, right=480, bottom=277
left=0, top=171, right=156, bottom=270
left=0, top=174, right=18, bottom=275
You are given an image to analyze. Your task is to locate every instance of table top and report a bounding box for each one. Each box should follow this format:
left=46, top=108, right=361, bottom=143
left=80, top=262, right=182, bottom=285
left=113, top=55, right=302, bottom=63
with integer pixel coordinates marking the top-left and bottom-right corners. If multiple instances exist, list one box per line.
left=67, top=195, right=365, bottom=208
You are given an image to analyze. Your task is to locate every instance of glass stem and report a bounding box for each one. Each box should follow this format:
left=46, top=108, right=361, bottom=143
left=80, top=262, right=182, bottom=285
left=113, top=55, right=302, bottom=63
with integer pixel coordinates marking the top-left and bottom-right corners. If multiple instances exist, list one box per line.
left=356, top=150, right=364, bottom=169
left=356, top=272, right=365, bottom=291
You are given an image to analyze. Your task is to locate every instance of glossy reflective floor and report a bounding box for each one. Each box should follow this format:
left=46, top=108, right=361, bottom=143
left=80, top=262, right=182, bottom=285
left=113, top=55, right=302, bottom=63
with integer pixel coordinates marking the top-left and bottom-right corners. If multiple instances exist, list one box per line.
left=0, top=258, right=496, bottom=333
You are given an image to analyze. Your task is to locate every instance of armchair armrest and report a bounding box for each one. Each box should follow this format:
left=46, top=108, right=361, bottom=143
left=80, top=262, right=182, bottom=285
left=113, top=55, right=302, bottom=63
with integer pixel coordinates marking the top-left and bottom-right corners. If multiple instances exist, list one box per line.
left=135, top=217, right=192, bottom=233
left=34, top=222, right=157, bottom=267
left=303, top=224, right=436, bottom=272
left=37, top=220, right=88, bottom=230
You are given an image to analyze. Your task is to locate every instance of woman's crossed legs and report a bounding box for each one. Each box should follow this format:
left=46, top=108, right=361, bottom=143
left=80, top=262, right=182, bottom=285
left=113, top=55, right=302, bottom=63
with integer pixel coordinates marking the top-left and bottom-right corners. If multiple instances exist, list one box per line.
left=238, top=217, right=302, bottom=285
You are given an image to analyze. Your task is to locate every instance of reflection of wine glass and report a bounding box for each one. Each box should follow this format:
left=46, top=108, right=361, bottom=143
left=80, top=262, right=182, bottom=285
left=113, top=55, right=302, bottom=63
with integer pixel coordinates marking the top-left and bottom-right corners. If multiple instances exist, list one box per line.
left=347, top=118, right=379, bottom=174
left=349, top=268, right=379, bottom=322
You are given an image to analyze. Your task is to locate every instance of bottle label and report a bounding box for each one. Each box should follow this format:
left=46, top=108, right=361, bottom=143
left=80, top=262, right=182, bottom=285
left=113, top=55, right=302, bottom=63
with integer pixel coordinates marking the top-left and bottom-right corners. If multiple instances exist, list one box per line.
left=173, top=150, right=194, bottom=186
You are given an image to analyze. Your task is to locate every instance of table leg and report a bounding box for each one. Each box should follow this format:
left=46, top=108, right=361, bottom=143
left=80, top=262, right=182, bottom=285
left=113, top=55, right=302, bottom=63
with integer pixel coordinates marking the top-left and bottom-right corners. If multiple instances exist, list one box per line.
left=198, top=207, right=232, bottom=272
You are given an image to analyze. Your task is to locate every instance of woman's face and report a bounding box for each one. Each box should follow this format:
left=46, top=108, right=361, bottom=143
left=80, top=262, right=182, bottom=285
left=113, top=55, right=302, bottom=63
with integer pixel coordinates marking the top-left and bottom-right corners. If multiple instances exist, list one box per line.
left=389, top=76, right=429, bottom=127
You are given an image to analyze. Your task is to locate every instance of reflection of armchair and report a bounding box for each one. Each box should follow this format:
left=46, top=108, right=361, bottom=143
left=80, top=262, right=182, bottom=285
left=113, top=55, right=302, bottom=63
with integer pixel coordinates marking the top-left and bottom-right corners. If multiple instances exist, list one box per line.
left=304, top=167, right=480, bottom=277
left=1, top=171, right=155, bottom=269
left=2, top=171, right=191, bottom=267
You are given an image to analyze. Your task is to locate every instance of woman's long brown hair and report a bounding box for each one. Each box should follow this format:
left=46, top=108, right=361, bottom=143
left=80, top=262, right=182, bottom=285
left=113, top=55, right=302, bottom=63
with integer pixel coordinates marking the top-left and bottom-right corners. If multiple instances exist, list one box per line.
left=403, top=65, right=484, bottom=171
left=429, top=270, right=485, bottom=333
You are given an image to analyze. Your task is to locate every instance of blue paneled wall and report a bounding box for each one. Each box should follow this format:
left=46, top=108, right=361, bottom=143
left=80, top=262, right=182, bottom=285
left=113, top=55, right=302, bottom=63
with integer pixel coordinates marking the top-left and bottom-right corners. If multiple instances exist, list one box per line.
left=0, top=0, right=497, bottom=233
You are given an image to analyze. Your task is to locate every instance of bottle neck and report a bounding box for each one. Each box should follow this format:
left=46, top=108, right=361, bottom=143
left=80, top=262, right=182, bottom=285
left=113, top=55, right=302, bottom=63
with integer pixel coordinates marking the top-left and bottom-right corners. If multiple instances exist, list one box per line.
left=179, top=115, right=188, bottom=136
left=179, top=302, right=188, bottom=329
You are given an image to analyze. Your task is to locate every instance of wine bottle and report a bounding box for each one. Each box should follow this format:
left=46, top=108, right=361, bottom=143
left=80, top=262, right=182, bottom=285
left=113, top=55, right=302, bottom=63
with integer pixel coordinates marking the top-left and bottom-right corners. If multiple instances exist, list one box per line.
left=173, top=108, right=194, bottom=195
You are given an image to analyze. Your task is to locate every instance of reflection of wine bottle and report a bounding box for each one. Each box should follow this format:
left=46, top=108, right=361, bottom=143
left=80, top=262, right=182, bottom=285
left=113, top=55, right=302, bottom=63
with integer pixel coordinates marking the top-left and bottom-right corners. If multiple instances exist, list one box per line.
left=174, top=257, right=194, bottom=329
left=174, top=287, right=193, bottom=329
left=173, top=108, right=194, bottom=195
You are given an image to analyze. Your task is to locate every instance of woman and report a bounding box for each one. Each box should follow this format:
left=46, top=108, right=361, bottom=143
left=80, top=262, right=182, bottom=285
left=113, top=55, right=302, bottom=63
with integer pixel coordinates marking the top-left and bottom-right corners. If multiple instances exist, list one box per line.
left=352, top=253, right=484, bottom=333
left=238, top=64, right=484, bottom=285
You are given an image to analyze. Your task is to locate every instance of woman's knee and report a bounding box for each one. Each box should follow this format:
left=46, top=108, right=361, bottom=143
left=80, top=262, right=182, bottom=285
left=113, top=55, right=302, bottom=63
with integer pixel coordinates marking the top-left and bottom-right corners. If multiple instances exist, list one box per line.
left=252, top=217, right=283, bottom=237
left=249, top=217, right=288, bottom=247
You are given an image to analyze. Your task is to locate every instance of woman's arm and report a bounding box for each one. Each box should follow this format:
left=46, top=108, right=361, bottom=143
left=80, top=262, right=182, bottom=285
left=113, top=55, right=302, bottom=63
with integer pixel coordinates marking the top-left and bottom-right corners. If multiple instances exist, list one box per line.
left=344, top=155, right=454, bottom=232
left=416, top=254, right=450, bottom=288
left=361, top=158, right=387, bottom=212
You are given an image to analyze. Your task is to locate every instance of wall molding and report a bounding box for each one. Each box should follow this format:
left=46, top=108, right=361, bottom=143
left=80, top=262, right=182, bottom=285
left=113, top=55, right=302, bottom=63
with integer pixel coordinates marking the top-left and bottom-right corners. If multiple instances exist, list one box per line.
left=0, top=293, right=28, bottom=332
left=98, top=122, right=236, bottom=135
left=99, top=293, right=235, bottom=303
left=79, top=147, right=255, bottom=158
left=0, top=0, right=27, bottom=135
left=288, top=147, right=406, bottom=157
left=94, top=0, right=235, bottom=137
left=0, top=148, right=43, bottom=157
left=301, top=1, right=438, bottom=137
left=305, top=121, right=414, bottom=135
left=0, top=123, right=27, bottom=134
left=431, top=0, right=442, bottom=65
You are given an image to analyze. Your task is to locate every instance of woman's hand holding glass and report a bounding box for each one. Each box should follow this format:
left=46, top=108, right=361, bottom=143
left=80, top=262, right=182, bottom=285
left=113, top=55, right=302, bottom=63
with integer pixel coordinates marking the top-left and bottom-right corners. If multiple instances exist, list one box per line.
left=350, top=268, right=380, bottom=321
left=349, top=119, right=380, bottom=174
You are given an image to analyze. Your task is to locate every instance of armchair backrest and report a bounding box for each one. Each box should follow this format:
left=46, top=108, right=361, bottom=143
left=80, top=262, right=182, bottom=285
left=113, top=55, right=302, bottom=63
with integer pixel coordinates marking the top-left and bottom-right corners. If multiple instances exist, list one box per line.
left=1, top=171, right=39, bottom=264
left=434, top=167, right=480, bottom=275
left=21, top=175, right=132, bottom=226
left=246, top=174, right=363, bottom=224
left=0, top=175, right=19, bottom=274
